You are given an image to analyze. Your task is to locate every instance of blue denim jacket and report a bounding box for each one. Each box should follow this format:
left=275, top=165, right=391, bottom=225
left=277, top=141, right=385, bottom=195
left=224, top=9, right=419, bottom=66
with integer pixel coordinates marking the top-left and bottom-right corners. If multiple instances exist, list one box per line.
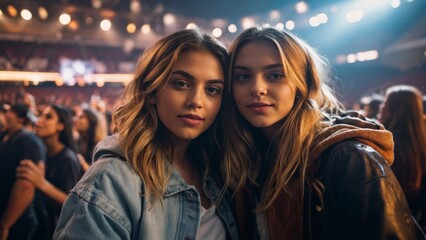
left=54, top=135, right=239, bottom=240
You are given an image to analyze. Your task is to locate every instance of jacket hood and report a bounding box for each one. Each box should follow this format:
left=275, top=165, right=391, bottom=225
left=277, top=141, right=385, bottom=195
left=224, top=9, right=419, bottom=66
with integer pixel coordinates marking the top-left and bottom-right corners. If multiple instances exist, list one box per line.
left=311, top=111, right=394, bottom=165
left=93, top=134, right=126, bottom=162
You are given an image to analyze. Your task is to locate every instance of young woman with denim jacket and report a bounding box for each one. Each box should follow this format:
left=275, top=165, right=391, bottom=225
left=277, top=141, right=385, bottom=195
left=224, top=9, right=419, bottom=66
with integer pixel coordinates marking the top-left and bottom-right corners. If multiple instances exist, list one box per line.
left=221, top=27, right=425, bottom=239
left=54, top=29, right=239, bottom=240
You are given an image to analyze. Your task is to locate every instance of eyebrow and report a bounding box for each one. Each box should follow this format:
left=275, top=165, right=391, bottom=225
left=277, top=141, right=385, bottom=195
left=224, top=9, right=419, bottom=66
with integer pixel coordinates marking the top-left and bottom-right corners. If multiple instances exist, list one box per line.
left=171, top=70, right=224, bottom=84
left=233, top=63, right=283, bottom=71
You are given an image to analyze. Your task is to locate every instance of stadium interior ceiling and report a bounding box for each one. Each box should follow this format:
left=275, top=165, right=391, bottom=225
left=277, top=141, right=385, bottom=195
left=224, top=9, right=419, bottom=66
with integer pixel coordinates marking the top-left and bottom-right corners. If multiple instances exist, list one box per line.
left=0, top=0, right=425, bottom=102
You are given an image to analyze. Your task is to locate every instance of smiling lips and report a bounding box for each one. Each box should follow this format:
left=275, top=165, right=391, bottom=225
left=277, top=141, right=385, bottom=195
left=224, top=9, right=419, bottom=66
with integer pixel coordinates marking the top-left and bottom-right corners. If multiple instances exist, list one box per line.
left=178, top=114, right=205, bottom=126
left=247, top=102, right=273, bottom=113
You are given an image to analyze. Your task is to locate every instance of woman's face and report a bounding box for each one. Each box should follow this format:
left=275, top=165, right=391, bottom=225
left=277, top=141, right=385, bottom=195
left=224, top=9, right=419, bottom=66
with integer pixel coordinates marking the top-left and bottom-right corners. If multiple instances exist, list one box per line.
left=75, top=112, right=90, bottom=133
left=231, top=41, right=297, bottom=139
left=154, top=50, right=224, bottom=143
left=35, top=106, right=63, bottom=139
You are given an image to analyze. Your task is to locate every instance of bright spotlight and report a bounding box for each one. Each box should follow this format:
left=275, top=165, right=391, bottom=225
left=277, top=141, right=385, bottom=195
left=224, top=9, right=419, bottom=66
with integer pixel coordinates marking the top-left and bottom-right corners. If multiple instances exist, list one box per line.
left=285, top=20, right=295, bottom=30
left=59, top=13, right=71, bottom=25
left=363, top=50, right=379, bottom=60
left=317, top=13, right=328, bottom=24
left=100, top=19, right=111, bottom=31
left=391, top=0, right=401, bottom=8
left=347, top=54, right=357, bottom=63
left=163, top=13, right=176, bottom=25
left=276, top=22, right=284, bottom=30
left=212, top=28, right=222, bottom=38
left=241, top=17, right=255, bottom=29
left=356, top=52, right=367, bottom=61
left=20, top=9, right=32, bottom=20
left=309, top=16, right=320, bottom=27
left=228, top=24, right=237, bottom=33
left=96, top=80, right=105, bottom=87
left=141, top=24, right=151, bottom=34
left=295, top=1, right=308, bottom=14
left=69, top=20, right=79, bottom=30
left=346, top=10, right=364, bottom=23
left=127, top=23, right=136, bottom=33
left=7, top=5, right=18, bottom=17
left=38, top=6, right=48, bottom=20
left=269, top=10, right=280, bottom=20
left=186, top=23, right=198, bottom=29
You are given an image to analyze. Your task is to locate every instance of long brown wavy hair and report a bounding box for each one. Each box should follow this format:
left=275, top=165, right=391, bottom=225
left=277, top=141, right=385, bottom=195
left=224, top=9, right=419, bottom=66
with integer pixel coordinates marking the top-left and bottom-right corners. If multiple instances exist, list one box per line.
left=114, top=29, right=228, bottom=203
left=380, top=85, right=426, bottom=202
left=222, top=27, right=342, bottom=211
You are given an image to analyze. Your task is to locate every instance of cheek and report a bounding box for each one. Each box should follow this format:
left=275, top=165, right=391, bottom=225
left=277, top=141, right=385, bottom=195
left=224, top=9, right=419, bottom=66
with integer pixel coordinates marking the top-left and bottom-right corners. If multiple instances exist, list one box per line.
left=231, top=85, right=244, bottom=104
left=77, top=119, right=89, bottom=130
left=205, top=98, right=222, bottom=120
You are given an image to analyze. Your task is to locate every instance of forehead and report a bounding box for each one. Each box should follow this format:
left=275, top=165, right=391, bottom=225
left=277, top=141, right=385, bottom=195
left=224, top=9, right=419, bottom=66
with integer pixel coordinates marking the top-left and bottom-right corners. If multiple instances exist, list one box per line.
left=172, top=50, right=224, bottom=78
left=42, top=106, right=59, bottom=116
left=234, top=41, right=282, bottom=67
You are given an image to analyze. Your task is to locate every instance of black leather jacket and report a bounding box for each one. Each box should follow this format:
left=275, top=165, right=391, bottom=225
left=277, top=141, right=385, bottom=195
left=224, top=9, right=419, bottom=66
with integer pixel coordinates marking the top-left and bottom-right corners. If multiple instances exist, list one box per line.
left=305, top=140, right=425, bottom=239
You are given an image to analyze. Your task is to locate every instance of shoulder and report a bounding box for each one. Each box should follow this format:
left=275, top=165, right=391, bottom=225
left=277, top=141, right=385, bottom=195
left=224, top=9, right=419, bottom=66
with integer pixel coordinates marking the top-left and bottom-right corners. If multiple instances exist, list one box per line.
left=66, top=157, right=144, bottom=228
left=55, top=157, right=143, bottom=239
left=317, top=140, right=390, bottom=189
left=73, top=157, right=142, bottom=198
left=58, top=147, right=79, bottom=162
left=15, top=130, right=42, bottom=144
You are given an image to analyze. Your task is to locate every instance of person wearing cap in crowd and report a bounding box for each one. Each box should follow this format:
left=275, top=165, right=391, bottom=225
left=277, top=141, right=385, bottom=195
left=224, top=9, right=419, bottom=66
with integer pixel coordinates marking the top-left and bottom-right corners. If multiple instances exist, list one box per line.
left=0, top=103, right=46, bottom=240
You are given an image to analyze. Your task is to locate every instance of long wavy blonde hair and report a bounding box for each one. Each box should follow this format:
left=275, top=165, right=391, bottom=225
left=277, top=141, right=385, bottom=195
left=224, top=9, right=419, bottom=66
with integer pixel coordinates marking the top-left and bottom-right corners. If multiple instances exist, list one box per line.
left=114, top=29, right=228, bottom=203
left=222, top=27, right=342, bottom=211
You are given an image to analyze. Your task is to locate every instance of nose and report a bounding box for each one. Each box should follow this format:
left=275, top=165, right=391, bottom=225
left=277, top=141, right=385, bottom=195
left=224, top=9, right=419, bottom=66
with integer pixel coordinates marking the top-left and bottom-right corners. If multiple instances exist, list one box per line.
left=250, top=75, right=267, bottom=97
left=186, top=87, right=203, bottom=109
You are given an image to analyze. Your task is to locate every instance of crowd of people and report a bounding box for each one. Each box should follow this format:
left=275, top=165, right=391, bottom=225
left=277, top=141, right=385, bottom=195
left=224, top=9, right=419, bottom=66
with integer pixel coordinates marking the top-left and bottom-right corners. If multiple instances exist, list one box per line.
left=0, top=92, right=109, bottom=239
left=0, top=27, right=425, bottom=240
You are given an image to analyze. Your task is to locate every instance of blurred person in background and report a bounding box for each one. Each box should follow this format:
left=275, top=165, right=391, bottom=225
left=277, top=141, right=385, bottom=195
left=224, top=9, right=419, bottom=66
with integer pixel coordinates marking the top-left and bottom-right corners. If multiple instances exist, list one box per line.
left=0, top=104, right=8, bottom=134
left=423, top=96, right=426, bottom=125
left=361, top=94, right=383, bottom=120
left=16, top=105, right=82, bottom=239
left=380, top=85, right=426, bottom=231
left=0, top=104, right=46, bottom=240
left=91, top=97, right=113, bottom=135
left=74, top=108, right=107, bottom=172
left=19, top=91, right=39, bottom=132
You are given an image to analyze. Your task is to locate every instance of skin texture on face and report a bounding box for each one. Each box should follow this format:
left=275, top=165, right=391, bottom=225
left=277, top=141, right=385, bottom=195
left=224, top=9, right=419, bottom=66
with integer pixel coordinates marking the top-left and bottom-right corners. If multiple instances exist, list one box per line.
left=75, top=112, right=89, bottom=133
left=232, top=41, right=296, bottom=140
left=35, top=106, right=63, bottom=139
left=5, top=111, right=23, bottom=132
left=154, top=50, right=224, bottom=144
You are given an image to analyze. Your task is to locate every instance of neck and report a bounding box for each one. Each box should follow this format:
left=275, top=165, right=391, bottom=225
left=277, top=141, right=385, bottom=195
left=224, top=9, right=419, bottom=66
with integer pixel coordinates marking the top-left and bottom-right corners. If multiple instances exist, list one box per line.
left=171, top=139, right=191, bottom=169
left=44, top=136, right=65, bottom=157
left=262, top=118, right=285, bottom=141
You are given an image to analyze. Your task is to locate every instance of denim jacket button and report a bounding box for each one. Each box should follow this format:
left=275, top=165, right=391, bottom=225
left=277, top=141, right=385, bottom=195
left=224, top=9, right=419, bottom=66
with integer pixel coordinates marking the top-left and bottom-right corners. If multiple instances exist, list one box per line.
left=186, top=191, right=194, bottom=199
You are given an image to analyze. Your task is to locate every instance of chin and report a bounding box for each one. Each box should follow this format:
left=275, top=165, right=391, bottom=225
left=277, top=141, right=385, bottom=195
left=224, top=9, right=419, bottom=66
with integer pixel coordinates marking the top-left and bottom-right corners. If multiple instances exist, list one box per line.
left=175, top=132, right=202, bottom=141
left=248, top=120, right=273, bottom=128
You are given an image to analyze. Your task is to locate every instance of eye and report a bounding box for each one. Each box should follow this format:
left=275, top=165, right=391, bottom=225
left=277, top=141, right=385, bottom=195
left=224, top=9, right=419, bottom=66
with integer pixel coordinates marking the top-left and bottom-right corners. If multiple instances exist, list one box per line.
left=172, top=80, right=190, bottom=89
left=206, top=86, right=223, bottom=96
left=266, top=72, right=284, bottom=81
left=233, top=72, right=251, bottom=82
